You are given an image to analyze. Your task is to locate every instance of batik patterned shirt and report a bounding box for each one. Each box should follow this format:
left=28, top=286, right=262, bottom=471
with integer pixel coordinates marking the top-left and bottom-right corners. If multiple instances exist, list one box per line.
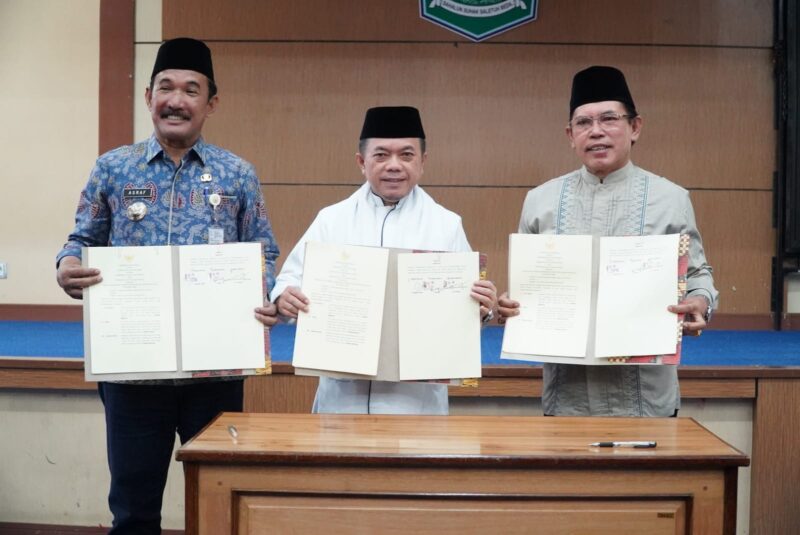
left=58, top=135, right=278, bottom=290
left=57, top=135, right=279, bottom=384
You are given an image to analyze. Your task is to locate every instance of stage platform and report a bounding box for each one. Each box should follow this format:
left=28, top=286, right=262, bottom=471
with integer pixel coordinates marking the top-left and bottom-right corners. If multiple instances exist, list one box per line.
left=3, top=321, right=800, bottom=367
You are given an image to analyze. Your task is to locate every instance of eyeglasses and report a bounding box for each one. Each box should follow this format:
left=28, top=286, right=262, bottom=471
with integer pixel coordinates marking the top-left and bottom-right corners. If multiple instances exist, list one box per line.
left=569, top=112, right=632, bottom=133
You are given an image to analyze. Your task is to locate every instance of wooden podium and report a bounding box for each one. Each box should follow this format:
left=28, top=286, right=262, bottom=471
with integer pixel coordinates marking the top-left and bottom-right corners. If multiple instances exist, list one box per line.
left=177, top=413, right=748, bottom=535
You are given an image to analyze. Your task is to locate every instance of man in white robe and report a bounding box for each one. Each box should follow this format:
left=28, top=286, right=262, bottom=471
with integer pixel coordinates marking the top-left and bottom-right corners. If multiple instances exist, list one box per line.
left=272, top=106, right=497, bottom=414
left=498, top=66, right=719, bottom=417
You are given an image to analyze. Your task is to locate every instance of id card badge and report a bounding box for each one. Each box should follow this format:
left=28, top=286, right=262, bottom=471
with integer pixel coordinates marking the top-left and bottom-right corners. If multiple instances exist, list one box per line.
left=208, top=226, right=224, bottom=245
left=207, top=192, right=224, bottom=244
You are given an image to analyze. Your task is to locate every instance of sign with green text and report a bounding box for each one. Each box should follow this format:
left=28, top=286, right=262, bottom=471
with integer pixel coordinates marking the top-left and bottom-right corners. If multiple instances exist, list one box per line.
left=420, top=0, right=538, bottom=42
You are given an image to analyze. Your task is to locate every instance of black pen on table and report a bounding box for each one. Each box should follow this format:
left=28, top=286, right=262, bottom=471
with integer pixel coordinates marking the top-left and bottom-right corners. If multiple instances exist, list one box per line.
left=589, top=441, right=657, bottom=448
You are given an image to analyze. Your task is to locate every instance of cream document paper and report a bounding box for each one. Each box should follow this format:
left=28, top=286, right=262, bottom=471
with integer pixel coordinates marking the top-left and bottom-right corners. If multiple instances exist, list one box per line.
left=293, top=242, right=389, bottom=376
left=85, top=246, right=177, bottom=374
left=594, top=234, right=679, bottom=357
left=177, top=243, right=266, bottom=371
left=84, top=243, right=266, bottom=378
left=502, top=234, right=593, bottom=359
left=397, top=251, right=481, bottom=380
left=501, top=233, right=679, bottom=364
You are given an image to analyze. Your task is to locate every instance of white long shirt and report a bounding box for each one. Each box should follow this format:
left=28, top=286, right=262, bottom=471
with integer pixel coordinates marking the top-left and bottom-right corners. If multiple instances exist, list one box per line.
left=272, top=182, right=471, bottom=414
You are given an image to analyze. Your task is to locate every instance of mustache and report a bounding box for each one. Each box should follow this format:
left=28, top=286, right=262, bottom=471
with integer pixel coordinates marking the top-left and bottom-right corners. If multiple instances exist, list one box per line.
left=160, top=107, right=190, bottom=120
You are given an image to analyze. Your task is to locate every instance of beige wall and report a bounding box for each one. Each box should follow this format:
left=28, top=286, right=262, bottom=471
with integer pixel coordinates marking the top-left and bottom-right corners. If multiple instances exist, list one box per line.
left=0, top=0, right=100, bottom=305
left=134, top=0, right=161, bottom=141
left=0, top=389, right=186, bottom=528
left=0, top=1, right=178, bottom=528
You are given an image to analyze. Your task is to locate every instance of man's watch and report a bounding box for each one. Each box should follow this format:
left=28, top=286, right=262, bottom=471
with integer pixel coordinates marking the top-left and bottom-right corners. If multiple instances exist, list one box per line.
left=482, top=309, right=495, bottom=324
left=702, top=298, right=713, bottom=323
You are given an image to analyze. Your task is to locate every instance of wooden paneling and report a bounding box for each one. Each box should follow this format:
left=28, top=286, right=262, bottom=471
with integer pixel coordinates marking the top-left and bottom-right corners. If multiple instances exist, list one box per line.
left=240, top=376, right=756, bottom=414
left=262, top=185, right=355, bottom=275
left=99, top=0, right=134, bottom=154
left=265, top=186, right=773, bottom=314
left=164, top=0, right=771, bottom=48
left=750, top=379, right=800, bottom=534
left=426, top=186, right=524, bottom=300
left=0, top=368, right=94, bottom=391
left=202, top=465, right=725, bottom=534
left=159, top=0, right=777, bottom=322
left=0, top=363, right=774, bottom=402
left=679, top=379, right=756, bottom=399
left=206, top=43, right=772, bottom=191
left=0, top=304, right=82, bottom=321
left=691, top=191, right=774, bottom=314
left=244, top=374, right=317, bottom=413
left=449, top=377, right=542, bottom=398
left=239, top=495, right=687, bottom=535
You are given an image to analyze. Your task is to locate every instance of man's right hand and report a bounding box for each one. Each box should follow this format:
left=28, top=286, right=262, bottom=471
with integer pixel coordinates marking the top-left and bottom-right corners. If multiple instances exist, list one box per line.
left=275, top=286, right=310, bottom=319
left=56, top=256, right=102, bottom=300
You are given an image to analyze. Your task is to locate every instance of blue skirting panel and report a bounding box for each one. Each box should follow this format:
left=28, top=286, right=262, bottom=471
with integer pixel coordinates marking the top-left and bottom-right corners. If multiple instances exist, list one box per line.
left=2, top=321, right=800, bottom=367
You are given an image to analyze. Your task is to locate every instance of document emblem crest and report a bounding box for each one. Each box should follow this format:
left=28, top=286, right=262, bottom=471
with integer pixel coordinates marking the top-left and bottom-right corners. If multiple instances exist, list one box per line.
left=420, top=0, right=538, bottom=42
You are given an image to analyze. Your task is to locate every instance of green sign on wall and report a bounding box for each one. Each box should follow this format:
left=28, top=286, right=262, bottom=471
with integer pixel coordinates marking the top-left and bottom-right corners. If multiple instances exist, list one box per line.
left=420, top=0, right=538, bottom=42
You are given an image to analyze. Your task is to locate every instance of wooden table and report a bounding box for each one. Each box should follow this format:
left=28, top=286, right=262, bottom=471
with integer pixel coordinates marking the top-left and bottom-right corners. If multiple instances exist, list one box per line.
left=177, top=413, right=748, bottom=535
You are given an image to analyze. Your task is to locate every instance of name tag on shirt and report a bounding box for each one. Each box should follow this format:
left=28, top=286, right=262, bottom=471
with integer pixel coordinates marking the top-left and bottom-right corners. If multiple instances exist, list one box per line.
left=123, top=188, right=154, bottom=199
left=208, top=226, right=224, bottom=245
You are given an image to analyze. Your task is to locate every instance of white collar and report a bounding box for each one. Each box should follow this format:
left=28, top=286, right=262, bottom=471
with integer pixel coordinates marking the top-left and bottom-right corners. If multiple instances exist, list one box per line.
left=364, top=183, right=415, bottom=209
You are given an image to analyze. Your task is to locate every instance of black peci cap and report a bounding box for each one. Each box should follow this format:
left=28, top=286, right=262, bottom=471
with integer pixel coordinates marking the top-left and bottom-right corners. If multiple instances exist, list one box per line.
left=151, top=37, right=214, bottom=81
left=569, top=66, right=636, bottom=117
left=359, top=106, right=426, bottom=140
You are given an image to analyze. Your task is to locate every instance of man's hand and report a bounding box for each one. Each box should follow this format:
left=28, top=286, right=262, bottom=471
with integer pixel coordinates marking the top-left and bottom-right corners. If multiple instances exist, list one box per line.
left=275, top=286, right=310, bottom=319
left=254, top=302, right=278, bottom=327
left=56, top=256, right=102, bottom=300
left=471, top=280, right=498, bottom=321
left=668, top=295, right=710, bottom=335
left=496, top=292, right=520, bottom=324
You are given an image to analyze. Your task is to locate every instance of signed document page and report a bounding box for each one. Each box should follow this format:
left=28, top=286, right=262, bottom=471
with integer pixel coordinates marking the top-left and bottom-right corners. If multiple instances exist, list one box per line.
left=293, top=242, right=389, bottom=376
left=594, top=234, right=679, bottom=357
left=178, top=243, right=266, bottom=371
left=501, top=234, right=593, bottom=360
left=397, top=251, right=480, bottom=380
left=84, top=246, right=178, bottom=374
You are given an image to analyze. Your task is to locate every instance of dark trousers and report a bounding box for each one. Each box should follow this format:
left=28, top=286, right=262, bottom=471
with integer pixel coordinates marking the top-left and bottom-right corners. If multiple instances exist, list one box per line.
left=98, top=380, right=244, bottom=535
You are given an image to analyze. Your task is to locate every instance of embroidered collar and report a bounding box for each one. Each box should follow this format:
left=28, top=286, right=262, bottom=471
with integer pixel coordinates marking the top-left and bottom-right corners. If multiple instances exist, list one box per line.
left=580, top=160, right=635, bottom=186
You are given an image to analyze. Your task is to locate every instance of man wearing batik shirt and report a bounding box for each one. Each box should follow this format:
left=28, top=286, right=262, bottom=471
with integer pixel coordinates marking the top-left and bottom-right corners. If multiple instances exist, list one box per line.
left=56, top=38, right=279, bottom=534
left=497, top=66, right=718, bottom=417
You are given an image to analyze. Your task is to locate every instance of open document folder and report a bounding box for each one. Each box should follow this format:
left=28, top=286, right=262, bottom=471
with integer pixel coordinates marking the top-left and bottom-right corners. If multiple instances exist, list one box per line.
left=292, top=242, right=482, bottom=382
left=501, top=233, right=688, bottom=365
left=82, top=243, right=270, bottom=381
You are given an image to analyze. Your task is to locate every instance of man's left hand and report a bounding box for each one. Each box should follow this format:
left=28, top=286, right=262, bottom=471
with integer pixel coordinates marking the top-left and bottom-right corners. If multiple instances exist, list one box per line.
left=668, top=296, right=710, bottom=335
left=471, top=280, right=498, bottom=322
left=254, top=302, right=278, bottom=327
